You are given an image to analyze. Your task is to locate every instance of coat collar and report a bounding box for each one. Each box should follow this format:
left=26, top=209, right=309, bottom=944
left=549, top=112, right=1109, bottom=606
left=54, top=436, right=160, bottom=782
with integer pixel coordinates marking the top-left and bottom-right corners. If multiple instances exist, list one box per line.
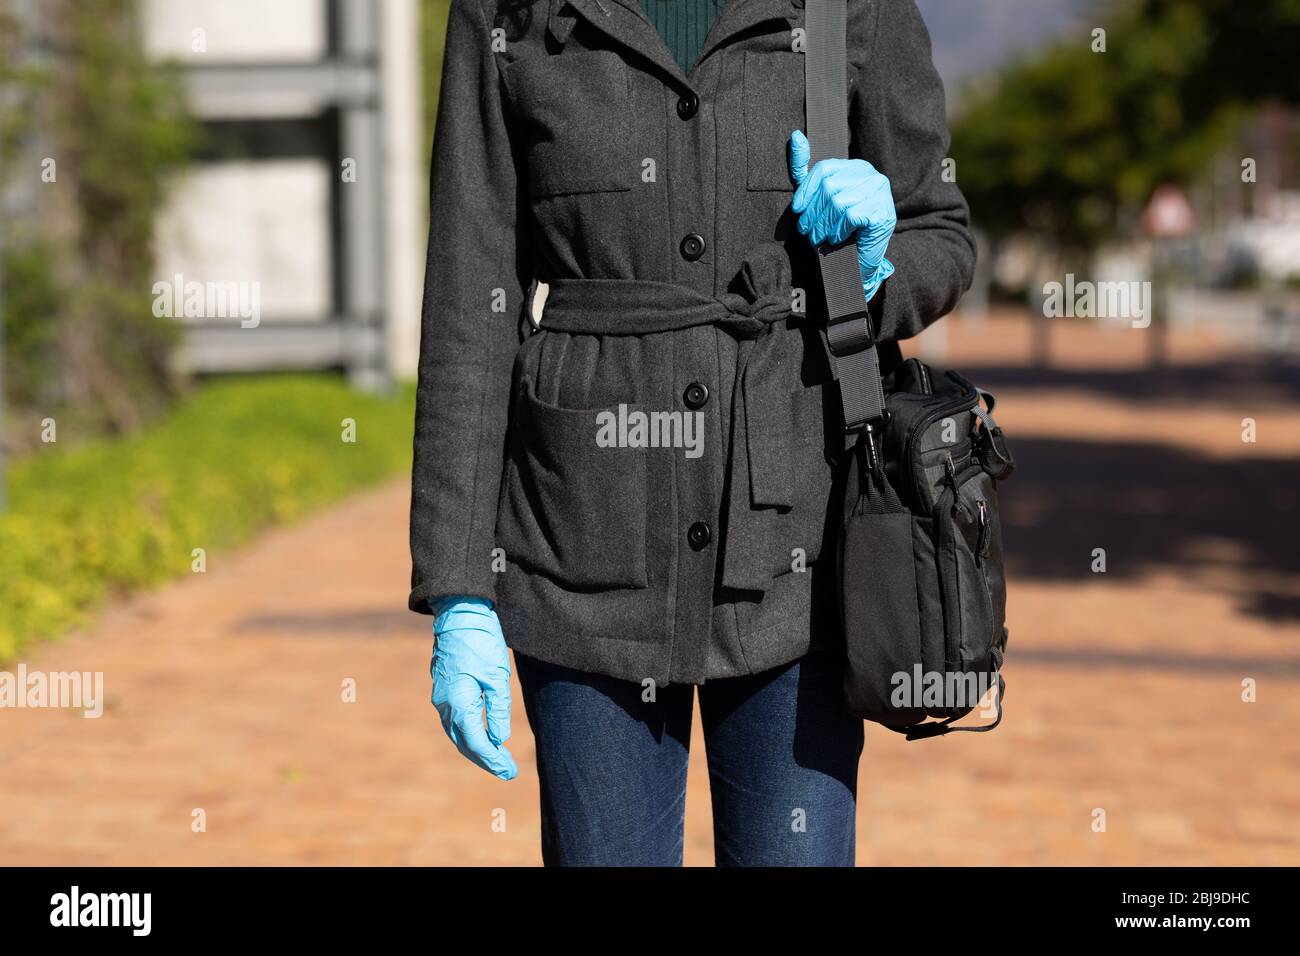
left=548, top=0, right=802, bottom=87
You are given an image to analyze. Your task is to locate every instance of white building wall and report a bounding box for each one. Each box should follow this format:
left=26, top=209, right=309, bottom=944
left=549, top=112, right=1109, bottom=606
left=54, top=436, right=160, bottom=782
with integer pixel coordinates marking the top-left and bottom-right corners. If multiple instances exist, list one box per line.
left=142, top=0, right=425, bottom=383
left=154, top=160, right=334, bottom=322
left=380, top=0, right=425, bottom=378
left=143, top=0, right=328, bottom=62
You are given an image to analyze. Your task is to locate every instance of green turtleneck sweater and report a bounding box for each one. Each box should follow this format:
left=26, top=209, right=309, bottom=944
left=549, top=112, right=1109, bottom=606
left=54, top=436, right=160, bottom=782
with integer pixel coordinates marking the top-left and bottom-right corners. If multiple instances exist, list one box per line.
left=639, top=0, right=727, bottom=76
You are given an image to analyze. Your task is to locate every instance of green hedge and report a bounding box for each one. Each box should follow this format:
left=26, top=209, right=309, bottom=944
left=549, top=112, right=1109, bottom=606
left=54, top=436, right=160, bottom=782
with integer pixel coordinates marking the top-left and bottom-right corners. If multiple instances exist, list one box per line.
left=0, top=375, right=415, bottom=661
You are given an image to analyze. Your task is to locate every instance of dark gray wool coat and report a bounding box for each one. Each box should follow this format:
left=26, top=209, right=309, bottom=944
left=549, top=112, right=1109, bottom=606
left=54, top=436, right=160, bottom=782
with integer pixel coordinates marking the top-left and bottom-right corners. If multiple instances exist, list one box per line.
left=409, top=0, right=975, bottom=686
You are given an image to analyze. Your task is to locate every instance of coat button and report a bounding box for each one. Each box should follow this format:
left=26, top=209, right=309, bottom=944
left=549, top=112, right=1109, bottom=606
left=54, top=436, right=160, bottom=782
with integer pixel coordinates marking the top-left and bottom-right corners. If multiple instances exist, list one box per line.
left=676, top=91, right=699, bottom=120
left=683, top=382, right=709, bottom=409
left=680, top=233, right=706, bottom=261
left=687, top=521, right=712, bottom=551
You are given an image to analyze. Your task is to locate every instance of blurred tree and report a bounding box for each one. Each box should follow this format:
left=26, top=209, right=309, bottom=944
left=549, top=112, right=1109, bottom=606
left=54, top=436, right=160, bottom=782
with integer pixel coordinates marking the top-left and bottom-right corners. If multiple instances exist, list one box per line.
left=0, top=5, right=55, bottom=428
left=47, top=0, right=200, bottom=432
left=951, top=0, right=1300, bottom=250
left=0, top=7, right=35, bottom=159
left=0, top=0, right=198, bottom=438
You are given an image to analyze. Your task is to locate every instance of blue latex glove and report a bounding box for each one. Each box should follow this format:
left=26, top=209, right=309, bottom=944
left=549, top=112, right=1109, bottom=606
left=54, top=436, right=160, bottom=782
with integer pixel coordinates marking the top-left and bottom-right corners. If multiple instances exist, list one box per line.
left=430, top=596, right=517, bottom=780
left=789, top=128, right=896, bottom=302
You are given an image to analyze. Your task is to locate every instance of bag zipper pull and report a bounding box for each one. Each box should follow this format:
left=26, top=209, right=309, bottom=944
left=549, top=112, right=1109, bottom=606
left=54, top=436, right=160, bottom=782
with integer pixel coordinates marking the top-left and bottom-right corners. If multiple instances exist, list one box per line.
left=976, top=498, right=990, bottom=562
left=944, top=454, right=959, bottom=515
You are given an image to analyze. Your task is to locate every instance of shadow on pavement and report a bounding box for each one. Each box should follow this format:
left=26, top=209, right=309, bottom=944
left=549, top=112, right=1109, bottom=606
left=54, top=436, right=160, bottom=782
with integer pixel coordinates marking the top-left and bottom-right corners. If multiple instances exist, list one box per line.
left=957, top=358, right=1300, bottom=406
left=1002, top=436, right=1299, bottom=622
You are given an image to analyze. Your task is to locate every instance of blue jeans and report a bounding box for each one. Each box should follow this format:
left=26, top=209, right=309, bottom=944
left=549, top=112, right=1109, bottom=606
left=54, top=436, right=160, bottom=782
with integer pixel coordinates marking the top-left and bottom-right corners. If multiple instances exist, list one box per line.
left=514, top=649, right=865, bottom=866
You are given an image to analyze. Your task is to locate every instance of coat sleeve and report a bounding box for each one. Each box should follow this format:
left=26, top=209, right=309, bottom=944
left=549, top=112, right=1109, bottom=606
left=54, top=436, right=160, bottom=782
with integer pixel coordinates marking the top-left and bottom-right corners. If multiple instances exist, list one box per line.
left=408, top=0, right=530, bottom=614
left=850, top=0, right=976, bottom=342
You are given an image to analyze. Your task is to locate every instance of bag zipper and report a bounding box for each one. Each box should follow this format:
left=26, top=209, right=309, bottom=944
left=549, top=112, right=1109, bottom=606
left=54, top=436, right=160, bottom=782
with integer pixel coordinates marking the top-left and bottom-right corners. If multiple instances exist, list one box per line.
left=975, top=498, right=990, bottom=564
left=904, top=382, right=980, bottom=508
left=934, top=480, right=962, bottom=669
left=950, top=460, right=992, bottom=562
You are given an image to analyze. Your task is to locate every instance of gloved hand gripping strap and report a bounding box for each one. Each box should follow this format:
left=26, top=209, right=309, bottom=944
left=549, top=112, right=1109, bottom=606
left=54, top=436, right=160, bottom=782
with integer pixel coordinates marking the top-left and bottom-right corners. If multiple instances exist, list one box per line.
left=804, top=0, right=886, bottom=432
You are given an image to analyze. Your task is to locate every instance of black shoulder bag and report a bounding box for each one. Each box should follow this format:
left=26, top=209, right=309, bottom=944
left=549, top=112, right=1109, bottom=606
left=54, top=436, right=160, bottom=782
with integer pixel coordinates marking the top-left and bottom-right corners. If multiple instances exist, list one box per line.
left=805, top=0, right=1015, bottom=739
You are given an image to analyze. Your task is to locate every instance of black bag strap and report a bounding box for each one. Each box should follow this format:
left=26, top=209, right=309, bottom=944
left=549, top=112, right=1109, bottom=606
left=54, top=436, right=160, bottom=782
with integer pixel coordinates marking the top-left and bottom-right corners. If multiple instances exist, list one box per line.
left=804, top=0, right=886, bottom=435
left=809, top=5, right=1006, bottom=739
left=894, top=673, right=1006, bottom=740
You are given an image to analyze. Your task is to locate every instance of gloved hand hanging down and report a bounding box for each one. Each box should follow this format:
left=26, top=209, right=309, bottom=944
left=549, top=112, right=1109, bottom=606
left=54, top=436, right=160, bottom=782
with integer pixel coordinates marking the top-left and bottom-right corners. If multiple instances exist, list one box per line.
left=788, top=128, right=896, bottom=303
left=430, top=596, right=517, bottom=780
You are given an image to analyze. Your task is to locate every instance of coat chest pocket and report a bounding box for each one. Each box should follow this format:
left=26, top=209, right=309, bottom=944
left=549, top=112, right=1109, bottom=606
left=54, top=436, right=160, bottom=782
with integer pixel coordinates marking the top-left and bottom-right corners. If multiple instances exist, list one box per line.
left=501, top=51, right=635, bottom=198
left=496, top=375, right=649, bottom=590
left=743, top=50, right=805, bottom=192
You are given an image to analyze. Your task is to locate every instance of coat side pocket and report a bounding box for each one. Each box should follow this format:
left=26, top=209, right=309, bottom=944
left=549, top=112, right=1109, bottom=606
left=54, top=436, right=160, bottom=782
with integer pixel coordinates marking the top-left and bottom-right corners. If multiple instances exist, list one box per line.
left=496, top=376, right=649, bottom=589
